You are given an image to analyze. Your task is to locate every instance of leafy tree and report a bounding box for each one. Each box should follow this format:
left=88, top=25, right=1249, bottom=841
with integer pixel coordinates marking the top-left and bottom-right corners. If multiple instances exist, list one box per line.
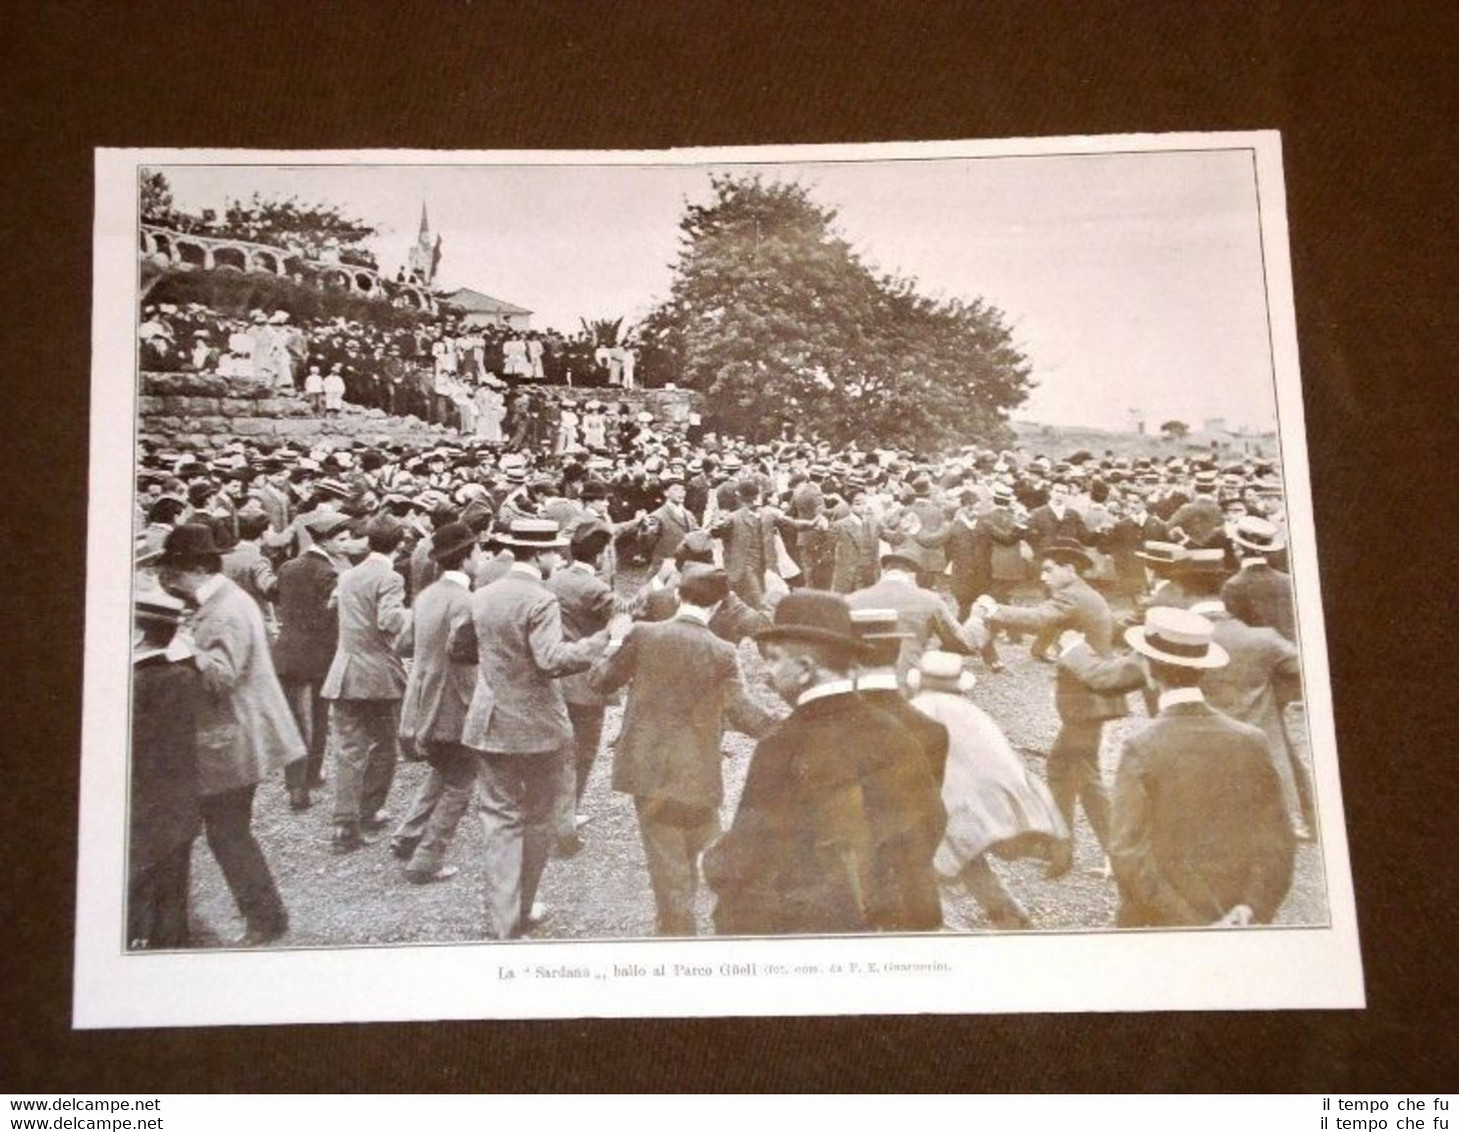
left=140, top=171, right=174, bottom=221
left=1160, top=419, right=1190, bottom=440
left=223, top=193, right=379, bottom=265
left=640, top=175, right=1032, bottom=448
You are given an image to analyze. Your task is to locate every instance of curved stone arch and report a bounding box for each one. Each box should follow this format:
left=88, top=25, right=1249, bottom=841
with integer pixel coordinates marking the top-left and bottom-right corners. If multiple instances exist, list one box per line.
left=152, top=231, right=175, bottom=261
left=353, top=270, right=377, bottom=293
left=321, top=267, right=354, bottom=292
left=174, top=238, right=210, bottom=269
left=250, top=248, right=282, bottom=275
left=213, top=245, right=248, bottom=271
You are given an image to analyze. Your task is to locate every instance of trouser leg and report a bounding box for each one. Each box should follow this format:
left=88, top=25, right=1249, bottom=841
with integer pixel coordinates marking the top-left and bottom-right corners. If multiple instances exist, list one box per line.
left=407, top=742, right=478, bottom=874
left=960, top=854, right=1030, bottom=929
left=330, top=701, right=370, bottom=824
left=1047, top=719, right=1109, bottom=857
left=359, top=700, right=400, bottom=820
left=394, top=769, right=444, bottom=845
left=282, top=680, right=324, bottom=790
left=128, top=839, right=194, bottom=950
left=567, top=702, right=606, bottom=806
left=635, top=798, right=719, bottom=936
left=200, top=785, right=286, bottom=936
left=518, top=751, right=563, bottom=924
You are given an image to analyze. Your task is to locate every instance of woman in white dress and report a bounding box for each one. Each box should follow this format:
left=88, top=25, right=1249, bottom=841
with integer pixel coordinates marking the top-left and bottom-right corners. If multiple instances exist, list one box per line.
left=580, top=402, right=607, bottom=451
left=555, top=400, right=580, bottom=454
left=908, top=651, right=1069, bottom=930
left=474, top=381, right=505, bottom=444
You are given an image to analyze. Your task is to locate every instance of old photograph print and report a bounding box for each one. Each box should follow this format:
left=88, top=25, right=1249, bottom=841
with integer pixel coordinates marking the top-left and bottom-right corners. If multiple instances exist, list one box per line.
left=78, top=136, right=1363, bottom=1025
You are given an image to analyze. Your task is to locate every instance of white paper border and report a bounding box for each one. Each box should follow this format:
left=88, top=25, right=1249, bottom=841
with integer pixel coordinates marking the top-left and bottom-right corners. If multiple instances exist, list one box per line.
left=76, top=134, right=1364, bottom=1028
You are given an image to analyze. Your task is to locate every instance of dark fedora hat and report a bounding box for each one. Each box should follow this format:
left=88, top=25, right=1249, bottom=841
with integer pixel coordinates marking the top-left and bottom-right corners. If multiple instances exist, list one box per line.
left=428, top=521, right=478, bottom=564
left=754, top=590, right=863, bottom=654
left=581, top=478, right=613, bottom=501
left=569, top=521, right=613, bottom=561
left=1041, top=537, right=1094, bottom=573
left=158, top=523, right=224, bottom=565
left=492, top=518, right=569, bottom=550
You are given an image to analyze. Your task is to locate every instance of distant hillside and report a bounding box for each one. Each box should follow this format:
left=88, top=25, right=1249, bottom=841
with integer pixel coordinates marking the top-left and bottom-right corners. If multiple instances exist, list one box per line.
left=1009, top=420, right=1279, bottom=462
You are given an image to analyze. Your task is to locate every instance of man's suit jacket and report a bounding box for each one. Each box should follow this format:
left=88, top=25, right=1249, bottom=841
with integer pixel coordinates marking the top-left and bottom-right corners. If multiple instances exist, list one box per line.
left=1025, top=503, right=1090, bottom=550
left=221, top=541, right=278, bottom=610
left=1109, top=700, right=1295, bottom=927
left=589, top=614, right=775, bottom=810
left=322, top=554, right=409, bottom=701
left=409, top=533, right=442, bottom=602
left=397, top=574, right=475, bottom=744
left=547, top=563, right=618, bottom=707
left=645, top=500, right=698, bottom=568
left=997, top=576, right=1128, bottom=724
left=272, top=547, right=339, bottom=682
left=452, top=567, right=605, bottom=754
left=829, top=513, right=881, bottom=594
left=1168, top=496, right=1225, bottom=548
left=190, top=575, right=305, bottom=796
left=1222, top=561, right=1296, bottom=641
left=1200, top=607, right=1302, bottom=761
left=257, top=483, right=291, bottom=533
left=703, top=692, right=877, bottom=936
left=847, top=575, right=973, bottom=676
left=885, top=496, right=952, bottom=576
left=637, top=580, right=772, bottom=643
left=715, top=505, right=776, bottom=605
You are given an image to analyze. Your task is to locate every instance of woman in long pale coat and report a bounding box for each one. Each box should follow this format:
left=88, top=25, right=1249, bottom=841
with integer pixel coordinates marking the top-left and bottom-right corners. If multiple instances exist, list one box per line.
left=908, top=651, right=1068, bottom=931
left=474, top=381, right=505, bottom=444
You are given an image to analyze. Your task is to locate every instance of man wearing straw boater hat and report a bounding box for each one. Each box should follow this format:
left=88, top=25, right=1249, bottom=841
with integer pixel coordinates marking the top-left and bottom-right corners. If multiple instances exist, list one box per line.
left=704, top=591, right=895, bottom=936
left=1108, top=607, right=1296, bottom=928
left=1221, top=515, right=1296, bottom=642
left=453, top=517, right=613, bottom=939
left=975, top=537, right=1128, bottom=878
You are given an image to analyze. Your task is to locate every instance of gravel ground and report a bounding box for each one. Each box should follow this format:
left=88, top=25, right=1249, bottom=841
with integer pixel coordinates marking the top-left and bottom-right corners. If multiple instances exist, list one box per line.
left=184, top=586, right=1330, bottom=949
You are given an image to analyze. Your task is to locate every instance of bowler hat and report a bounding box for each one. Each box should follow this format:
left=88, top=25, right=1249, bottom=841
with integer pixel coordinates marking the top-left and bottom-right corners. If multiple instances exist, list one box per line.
left=158, top=523, right=224, bottom=565
left=754, top=590, right=863, bottom=655
left=879, top=546, right=922, bottom=572
left=429, top=521, right=478, bottom=563
left=569, top=521, right=613, bottom=561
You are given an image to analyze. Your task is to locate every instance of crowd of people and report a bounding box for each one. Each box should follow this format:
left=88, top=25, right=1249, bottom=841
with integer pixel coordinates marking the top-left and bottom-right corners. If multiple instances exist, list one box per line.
left=139, top=301, right=651, bottom=430
left=127, top=412, right=1309, bottom=948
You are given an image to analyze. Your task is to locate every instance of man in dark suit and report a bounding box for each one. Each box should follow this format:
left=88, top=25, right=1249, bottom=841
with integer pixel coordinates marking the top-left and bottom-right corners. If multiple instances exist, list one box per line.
left=643, top=472, right=700, bottom=571
left=978, top=539, right=1128, bottom=876
left=409, top=502, right=459, bottom=603
left=632, top=533, right=773, bottom=643
left=828, top=487, right=881, bottom=595
left=1024, top=480, right=1091, bottom=551
left=451, top=519, right=610, bottom=940
left=321, top=514, right=410, bottom=851
left=272, top=511, right=350, bottom=811
left=1108, top=607, right=1296, bottom=927
left=391, top=522, right=480, bottom=883
left=846, top=607, right=949, bottom=932
left=1221, top=516, right=1297, bottom=641
left=703, top=591, right=885, bottom=936
left=589, top=566, right=777, bottom=935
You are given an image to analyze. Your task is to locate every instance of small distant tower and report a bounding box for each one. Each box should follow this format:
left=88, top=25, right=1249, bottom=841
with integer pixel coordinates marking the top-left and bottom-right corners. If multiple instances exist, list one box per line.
left=407, top=202, right=443, bottom=286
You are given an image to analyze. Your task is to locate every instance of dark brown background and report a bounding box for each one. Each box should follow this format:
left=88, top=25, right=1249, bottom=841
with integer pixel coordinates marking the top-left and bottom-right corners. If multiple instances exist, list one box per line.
left=2, top=0, right=1454, bottom=1092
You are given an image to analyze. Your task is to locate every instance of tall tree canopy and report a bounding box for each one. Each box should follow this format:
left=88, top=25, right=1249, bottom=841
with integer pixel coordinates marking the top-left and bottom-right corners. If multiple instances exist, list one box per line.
left=640, top=175, right=1033, bottom=449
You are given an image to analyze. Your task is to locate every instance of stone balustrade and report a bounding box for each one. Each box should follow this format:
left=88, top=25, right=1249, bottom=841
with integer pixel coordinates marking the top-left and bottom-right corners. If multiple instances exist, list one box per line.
left=139, top=225, right=437, bottom=313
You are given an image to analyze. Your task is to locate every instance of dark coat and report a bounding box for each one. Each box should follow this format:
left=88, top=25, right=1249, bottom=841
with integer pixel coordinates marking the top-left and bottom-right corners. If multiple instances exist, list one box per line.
left=1109, top=700, right=1295, bottom=927
left=1221, top=561, right=1297, bottom=641
left=129, top=656, right=202, bottom=872
left=397, top=574, right=475, bottom=744
left=272, top=547, right=338, bottom=681
left=704, top=692, right=876, bottom=936
left=1025, top=503, right=1090, bottom=550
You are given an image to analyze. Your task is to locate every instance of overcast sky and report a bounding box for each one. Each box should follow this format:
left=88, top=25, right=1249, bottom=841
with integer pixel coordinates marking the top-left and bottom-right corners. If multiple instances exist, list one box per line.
left=157, top=149, right=1279, bottom=431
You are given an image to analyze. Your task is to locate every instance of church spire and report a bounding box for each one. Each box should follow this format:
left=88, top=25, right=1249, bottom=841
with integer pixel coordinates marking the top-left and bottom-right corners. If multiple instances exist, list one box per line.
left=418, top=201, right=431, bottom=240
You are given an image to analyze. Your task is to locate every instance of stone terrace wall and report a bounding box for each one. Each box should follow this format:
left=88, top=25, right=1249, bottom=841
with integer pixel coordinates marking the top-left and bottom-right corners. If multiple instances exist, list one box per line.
left=138, top=372, right=455, bottom=450
left=137, top=372, right=703, bottom=452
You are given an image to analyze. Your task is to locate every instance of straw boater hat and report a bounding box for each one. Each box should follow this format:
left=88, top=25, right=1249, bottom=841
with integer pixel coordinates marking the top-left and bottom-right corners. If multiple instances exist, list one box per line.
left=879, top=546, right=923, bottom=573
left=1172, top=547, right=1231, bottom=579
left=1231, top=515, right=1286, bottom=554
left=1125, top=607, right=1229, bottom=669
left=1134, top=540, right=1188, bottom=566
left=907, top=649, right=977, bottom=695
left=492, top=518, right=569, bottom=550
left=134, top=589, right=188, bottom=627
left=848, top=607, right=914, bottom=641
left=754, top=590, right=864, bottom=656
